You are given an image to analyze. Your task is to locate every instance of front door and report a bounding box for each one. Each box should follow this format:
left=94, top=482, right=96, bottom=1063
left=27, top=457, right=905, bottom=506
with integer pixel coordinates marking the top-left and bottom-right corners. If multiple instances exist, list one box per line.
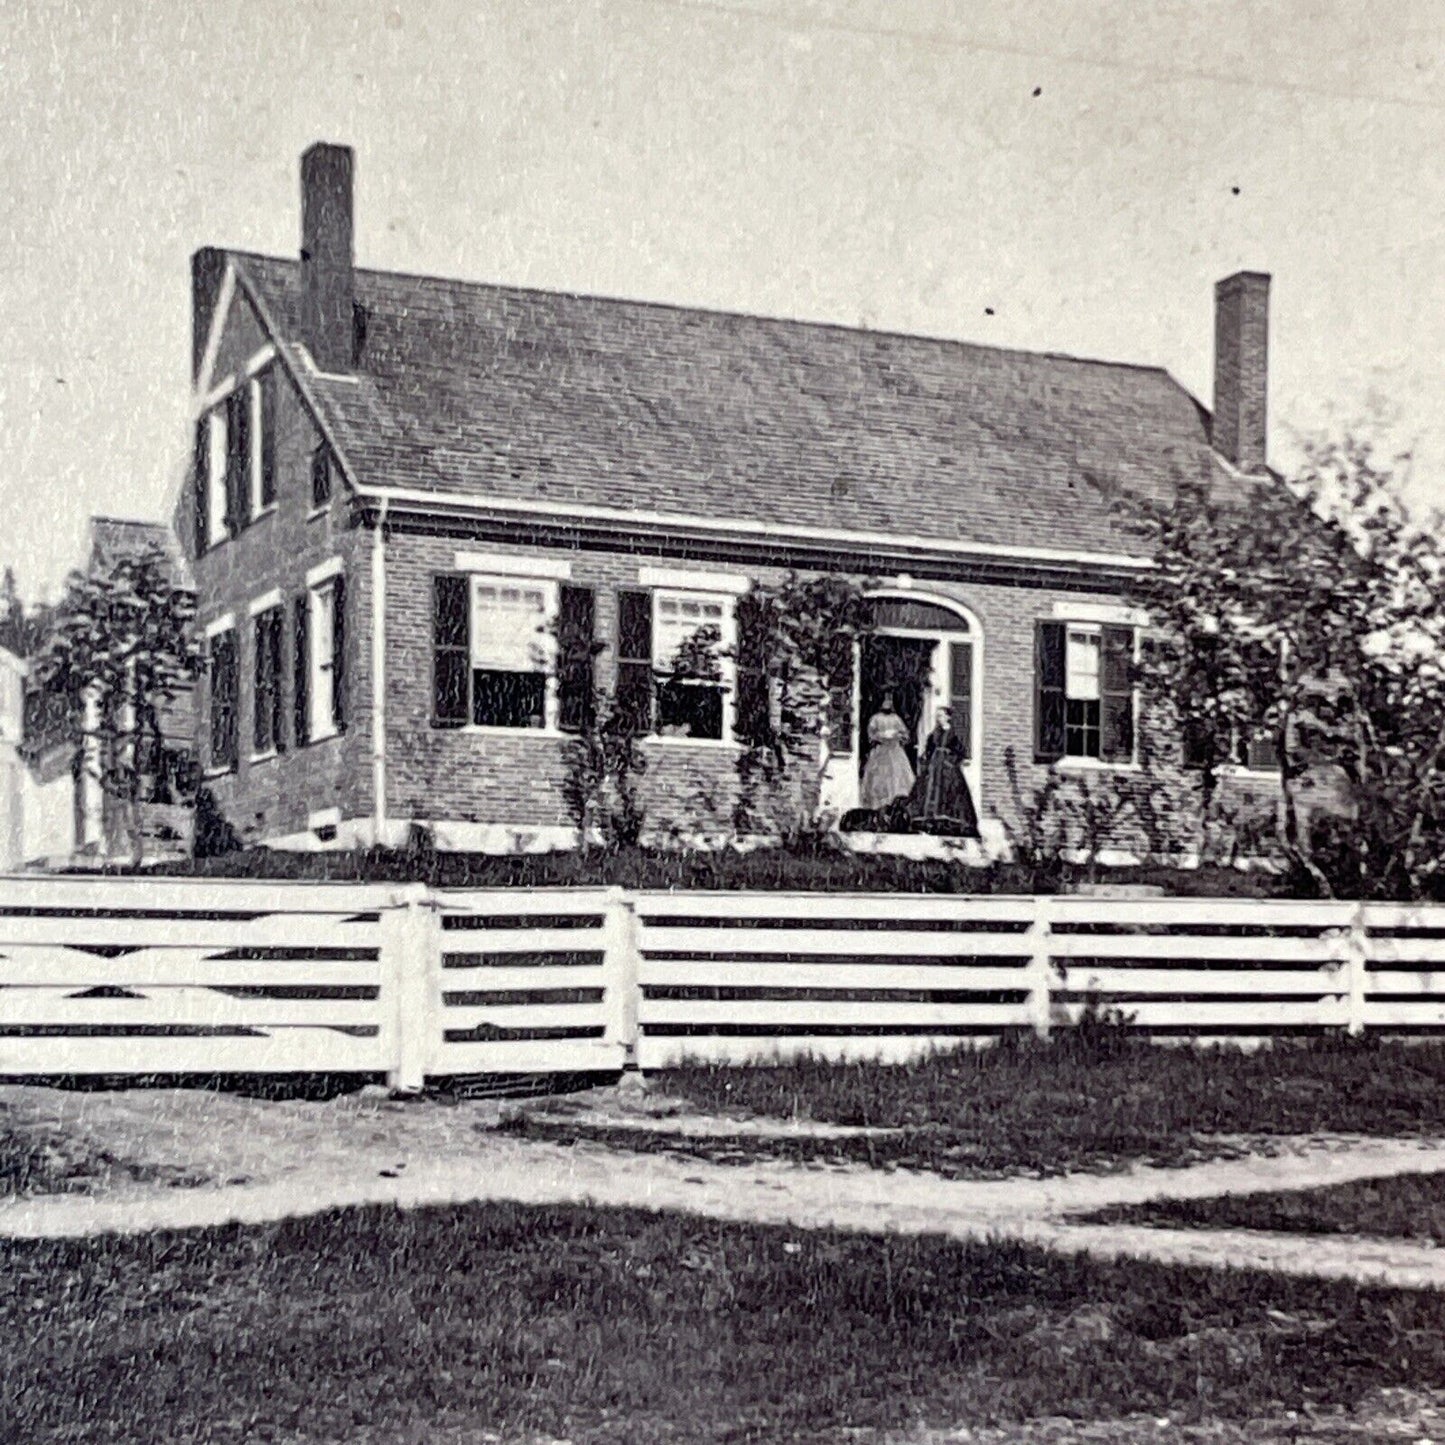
left=859, top=634, right=936, bottom=775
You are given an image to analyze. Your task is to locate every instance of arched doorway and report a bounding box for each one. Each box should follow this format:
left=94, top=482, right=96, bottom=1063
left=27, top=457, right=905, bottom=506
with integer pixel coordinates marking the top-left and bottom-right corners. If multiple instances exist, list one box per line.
left=820, top=592, right=982, bottom=827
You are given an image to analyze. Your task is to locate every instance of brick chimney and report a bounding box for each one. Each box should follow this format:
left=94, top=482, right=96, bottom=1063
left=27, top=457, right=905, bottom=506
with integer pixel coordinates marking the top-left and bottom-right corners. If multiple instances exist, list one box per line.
left=1212, top=270, right=1270, bottom=473
left=300, top=143, right=355, bottom=372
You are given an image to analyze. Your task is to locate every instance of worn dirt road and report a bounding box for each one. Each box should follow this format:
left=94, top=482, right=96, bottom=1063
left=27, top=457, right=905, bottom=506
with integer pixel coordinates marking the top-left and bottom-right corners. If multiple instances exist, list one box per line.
left=6, top=1084, right=1445, bottom=1291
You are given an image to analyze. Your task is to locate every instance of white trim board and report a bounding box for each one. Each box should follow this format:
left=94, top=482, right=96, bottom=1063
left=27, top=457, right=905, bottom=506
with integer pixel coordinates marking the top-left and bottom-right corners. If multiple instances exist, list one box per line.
left=305, top=557, right=345, bottom=588
left=354, top=481, right=1156, bottom=574
left=638, top=565, right=750, bottom=594
left=454, top=550, right=573, bottom=580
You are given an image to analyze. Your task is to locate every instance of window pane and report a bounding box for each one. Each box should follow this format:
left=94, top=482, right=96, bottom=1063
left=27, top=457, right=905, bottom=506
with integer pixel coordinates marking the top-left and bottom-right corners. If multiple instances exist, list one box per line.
left=309, top=587, right=335, bottom=738
left=472, top=669, right=546, bottom=729
left=471, top=581, right=550, bottom=673
left=1066, top=630, right=1100, bottom=701
left=657, top=681, right=723, bottom=740
left=207, top=412, right=227, bottom=546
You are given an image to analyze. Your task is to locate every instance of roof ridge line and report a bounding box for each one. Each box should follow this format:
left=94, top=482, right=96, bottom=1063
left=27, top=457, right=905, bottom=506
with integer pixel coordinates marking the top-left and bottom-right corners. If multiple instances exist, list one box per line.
left=227, top=249, right=1179, bottom=380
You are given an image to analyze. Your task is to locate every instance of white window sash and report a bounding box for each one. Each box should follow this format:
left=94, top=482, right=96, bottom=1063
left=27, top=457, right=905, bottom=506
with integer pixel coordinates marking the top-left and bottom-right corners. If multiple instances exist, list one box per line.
left=309, top=583, right=337, bottom=741
left=1065, top=627, right=1101, bottom=702
left=466, top=575, right=559, bottom=729
left=206, top=410, right=228, bottom=547
left=651, top=588, right=738, bottom=740
left=248, top=376, right=267, bottom=516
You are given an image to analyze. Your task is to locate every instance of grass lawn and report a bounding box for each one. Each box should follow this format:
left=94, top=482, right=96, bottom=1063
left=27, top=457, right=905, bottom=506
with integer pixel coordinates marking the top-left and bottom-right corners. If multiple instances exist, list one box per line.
left=7, top=1200, right=1445, bottom=1443
left=1082, top=1170, right=1445, bottom=1242
left=552, top=1037, right=1445, bottom=1179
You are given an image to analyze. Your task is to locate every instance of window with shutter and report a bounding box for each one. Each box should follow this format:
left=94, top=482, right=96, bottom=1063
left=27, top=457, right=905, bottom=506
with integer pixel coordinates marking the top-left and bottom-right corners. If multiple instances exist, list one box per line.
left=1038, top=621, right=1138, bottom=764
left=1034, top=621, right=1066, bottom=761
left=616, top=589, right=654, bottom=735
left=557, top=584, right=596, bottom=734
left=431, top=572, right=570, bottom=730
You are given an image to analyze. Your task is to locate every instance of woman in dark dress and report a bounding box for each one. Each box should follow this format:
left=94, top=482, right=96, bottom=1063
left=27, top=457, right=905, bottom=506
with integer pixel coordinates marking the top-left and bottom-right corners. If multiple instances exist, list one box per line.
left=908, top=708, right=980, bottom=838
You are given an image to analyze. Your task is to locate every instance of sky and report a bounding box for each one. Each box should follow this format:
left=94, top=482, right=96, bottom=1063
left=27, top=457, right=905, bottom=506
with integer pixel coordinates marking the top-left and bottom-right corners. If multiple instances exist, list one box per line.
left=2, top=0, right=1444, bottom=600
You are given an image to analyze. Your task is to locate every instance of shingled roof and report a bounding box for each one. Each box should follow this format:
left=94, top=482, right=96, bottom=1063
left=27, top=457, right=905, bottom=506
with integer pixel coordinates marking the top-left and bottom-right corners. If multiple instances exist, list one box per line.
left=88, top=517, right=190, bottom=588
left=231, top=251, right=1224, bottom=561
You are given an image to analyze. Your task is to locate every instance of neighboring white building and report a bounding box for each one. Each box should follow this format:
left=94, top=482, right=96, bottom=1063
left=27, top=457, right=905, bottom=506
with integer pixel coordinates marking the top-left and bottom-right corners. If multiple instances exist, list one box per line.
left=0, top=646, right=80, bottom=870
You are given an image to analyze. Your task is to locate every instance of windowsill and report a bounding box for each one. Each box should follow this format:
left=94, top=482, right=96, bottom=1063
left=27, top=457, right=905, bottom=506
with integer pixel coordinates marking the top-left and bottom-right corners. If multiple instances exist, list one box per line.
left=249, top=504, right=277, bottom=524
left=305, top=728, right=341, bottom=747
left=434, top=723, right=565, bottom=739
left=308, top=503, right=330, bottom=520
left=1053, top=755, right=1141, bottom=774
left=248, top=749, right=278, bottom=766
left=203, top=765, right=237, bottom=780
left=1217, top=763, right=1283, bottom=780
left=643, top=734, right=742, bottom=751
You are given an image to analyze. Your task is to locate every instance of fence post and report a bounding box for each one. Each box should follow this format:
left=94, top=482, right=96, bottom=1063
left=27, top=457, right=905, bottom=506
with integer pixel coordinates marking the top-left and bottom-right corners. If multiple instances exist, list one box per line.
left=1027, top=895, right=1054, bottom=1040
left=1345, top=900, right=1369, bottom=1038
left=383, top=882, right=435, bottom=1095
left=603, top=887, right=641, bottom=1077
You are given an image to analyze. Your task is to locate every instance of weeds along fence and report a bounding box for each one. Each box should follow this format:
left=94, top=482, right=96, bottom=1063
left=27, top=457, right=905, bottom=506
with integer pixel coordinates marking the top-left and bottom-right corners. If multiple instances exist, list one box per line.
left=3, top=877, right=1445, bottom=1084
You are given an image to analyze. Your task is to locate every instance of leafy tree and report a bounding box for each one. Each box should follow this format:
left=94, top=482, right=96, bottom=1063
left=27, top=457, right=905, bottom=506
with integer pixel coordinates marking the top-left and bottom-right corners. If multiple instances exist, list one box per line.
left=31, top=548, right=202, bottom=865
left=1121, top=427, right=1445, bottom=898
left=732, top=572, right=875, bottom=843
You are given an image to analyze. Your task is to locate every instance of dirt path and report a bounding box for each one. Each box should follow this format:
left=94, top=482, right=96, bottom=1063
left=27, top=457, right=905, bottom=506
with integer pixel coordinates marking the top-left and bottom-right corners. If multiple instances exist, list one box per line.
left=6, top=1084, right=1445, bottom=1289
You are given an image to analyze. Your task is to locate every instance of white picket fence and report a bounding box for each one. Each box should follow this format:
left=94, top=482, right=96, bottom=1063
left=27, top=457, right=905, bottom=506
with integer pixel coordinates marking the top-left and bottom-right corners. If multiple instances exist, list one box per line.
left=2, top=876, right=1445, bottom=1084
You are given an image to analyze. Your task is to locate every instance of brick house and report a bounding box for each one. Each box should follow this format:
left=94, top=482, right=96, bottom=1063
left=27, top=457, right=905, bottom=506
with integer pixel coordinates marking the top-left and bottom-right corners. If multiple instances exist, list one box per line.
left=175, top=142, right=1284, bottom=857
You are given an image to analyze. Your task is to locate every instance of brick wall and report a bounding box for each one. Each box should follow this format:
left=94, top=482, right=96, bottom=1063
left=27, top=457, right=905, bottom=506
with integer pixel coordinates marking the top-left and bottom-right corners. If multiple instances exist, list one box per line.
left=188, top=289, right=373, bottom=847
left=379, top=525, right=1206, bottom=853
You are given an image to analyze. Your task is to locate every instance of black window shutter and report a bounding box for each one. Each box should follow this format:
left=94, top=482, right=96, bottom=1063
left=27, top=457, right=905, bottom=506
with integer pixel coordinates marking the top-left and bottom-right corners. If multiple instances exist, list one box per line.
left=211, top=631, right=238, bottom=771
left=1100, top=624, right=1135, bottom=763
left=192, top=419, right=208, bottom=556
left=331, top=574, right=347, bottom=732
left=1034, top=622, right=1066, bottom=762
left=432, top=575, right=469, bottom=727
left=557, top=583, right=596, bottom=734
left=270, top=611, right=286, bottom=754
left=258, top=369, right=277, bottom=507
left=949, top=641, right=973, bottom=760
left=224, top=390, right=248, bottom=535
left=615, top=588, right=654, bottom=735
left=253, top=614, right=269, bottom=754
left=293, top=597, right=310, bottom=746
left=733, top=593, right=771, bottom=747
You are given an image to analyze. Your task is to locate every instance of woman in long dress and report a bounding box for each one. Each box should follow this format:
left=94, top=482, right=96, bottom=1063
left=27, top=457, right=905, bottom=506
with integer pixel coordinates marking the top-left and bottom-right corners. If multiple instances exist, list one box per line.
left=908, top=708, right=980, bottom=838
left=860, top=693, right=915, bottom=811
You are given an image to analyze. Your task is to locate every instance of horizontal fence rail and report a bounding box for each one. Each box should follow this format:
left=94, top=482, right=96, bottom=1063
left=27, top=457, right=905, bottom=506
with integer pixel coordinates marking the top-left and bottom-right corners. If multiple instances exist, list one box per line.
left=0, top=878, right=397, bottom=1076
left=4, top=877, right=1445, bottom=1082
